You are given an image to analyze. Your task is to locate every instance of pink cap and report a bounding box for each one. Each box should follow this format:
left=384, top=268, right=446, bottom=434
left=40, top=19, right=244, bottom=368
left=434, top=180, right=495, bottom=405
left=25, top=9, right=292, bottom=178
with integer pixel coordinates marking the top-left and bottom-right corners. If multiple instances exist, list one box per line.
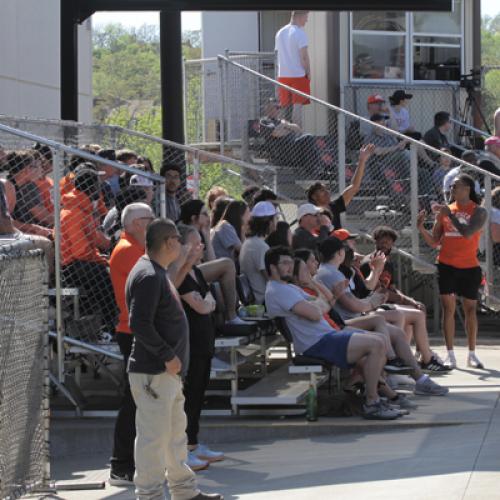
left=485, top=136, right=500, bottom=146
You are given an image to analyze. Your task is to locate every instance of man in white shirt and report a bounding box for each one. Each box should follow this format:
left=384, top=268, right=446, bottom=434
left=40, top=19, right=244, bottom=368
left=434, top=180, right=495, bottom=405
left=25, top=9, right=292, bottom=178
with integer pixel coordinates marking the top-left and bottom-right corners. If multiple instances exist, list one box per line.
left=275, top=11, right=310, bottom=127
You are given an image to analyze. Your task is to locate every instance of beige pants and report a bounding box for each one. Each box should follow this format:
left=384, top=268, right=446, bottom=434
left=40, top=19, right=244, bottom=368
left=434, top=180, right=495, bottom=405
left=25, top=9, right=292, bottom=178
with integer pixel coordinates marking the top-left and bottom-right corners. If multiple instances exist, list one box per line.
left=129, top=371, right=199, bottom=500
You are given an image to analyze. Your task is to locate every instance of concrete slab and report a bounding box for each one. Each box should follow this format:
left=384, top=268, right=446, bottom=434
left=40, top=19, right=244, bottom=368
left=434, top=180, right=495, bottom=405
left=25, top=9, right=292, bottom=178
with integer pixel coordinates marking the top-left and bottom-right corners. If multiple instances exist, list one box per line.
left=27, top=346, right=500, bottom=500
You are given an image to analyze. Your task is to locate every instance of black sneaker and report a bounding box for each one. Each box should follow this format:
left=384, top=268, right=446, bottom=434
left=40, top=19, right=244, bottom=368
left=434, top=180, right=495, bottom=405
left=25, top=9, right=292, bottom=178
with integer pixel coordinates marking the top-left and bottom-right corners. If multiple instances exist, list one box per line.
left=109, top=471, right=134, bottom=486
left=190, top=493, right=224, bottom=500
left=384, top=357, right=413, bottom=374
left=420, top=356, right=452, bottom=375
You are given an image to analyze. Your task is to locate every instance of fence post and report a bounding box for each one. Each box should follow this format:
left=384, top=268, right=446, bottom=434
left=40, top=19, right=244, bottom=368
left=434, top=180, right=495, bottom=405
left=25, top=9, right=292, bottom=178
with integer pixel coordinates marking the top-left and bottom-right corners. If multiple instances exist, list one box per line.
left=410, top=143, right=419, bottom=257
left=193, top=152, right=201, bottom=200
left=160, top=180, right=167, bottom=219
left=337, top=112, right=346, bottom=226
left=218, top=56, right=226, bottom=155
left=484, top=175, right=493, bottom=306
left=52, top=148, right=65, bottom=384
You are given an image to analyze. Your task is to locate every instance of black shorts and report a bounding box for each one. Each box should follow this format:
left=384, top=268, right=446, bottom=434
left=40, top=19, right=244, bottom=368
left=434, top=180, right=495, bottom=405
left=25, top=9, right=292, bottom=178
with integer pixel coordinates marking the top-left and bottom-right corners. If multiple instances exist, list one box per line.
left=437, top=262, right=482, bottom=300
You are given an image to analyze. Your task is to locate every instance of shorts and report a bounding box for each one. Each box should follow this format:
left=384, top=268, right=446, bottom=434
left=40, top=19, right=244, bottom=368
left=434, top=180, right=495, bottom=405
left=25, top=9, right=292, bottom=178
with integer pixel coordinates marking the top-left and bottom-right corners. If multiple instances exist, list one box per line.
left=277, top=76, right=311, bottom=106
left=437, top=262, right=482, bottom=300
left=303, top=330, right=354, bottom=369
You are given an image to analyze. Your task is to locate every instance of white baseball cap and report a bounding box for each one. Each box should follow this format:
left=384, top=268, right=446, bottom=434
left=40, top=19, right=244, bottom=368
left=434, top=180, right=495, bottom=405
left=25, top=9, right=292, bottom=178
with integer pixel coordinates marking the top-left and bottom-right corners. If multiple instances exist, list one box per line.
left=251, top=201, right=277, bottom=217
left=130, top=174, right=154, bottom=187
left=297, top=203, right=320, bottom=221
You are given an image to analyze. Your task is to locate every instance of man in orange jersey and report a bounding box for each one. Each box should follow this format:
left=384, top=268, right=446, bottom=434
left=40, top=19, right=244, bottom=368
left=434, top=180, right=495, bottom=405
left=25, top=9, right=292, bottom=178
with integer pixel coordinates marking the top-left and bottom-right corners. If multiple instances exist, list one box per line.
left=417, top=174, right=487, bottom=369
left=109, top=202, right=154, bottom=485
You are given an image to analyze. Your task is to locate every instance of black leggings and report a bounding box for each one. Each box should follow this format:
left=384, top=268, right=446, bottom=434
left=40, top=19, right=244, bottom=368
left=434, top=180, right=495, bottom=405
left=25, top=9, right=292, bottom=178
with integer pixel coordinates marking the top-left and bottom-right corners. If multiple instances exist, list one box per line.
left=184, top=356, right=212, bottom=446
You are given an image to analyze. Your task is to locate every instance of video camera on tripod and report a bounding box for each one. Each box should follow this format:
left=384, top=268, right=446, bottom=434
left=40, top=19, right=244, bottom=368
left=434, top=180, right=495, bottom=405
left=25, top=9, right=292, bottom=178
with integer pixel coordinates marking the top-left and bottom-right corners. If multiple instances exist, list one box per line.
left=459, top=70, right=481, bottom=92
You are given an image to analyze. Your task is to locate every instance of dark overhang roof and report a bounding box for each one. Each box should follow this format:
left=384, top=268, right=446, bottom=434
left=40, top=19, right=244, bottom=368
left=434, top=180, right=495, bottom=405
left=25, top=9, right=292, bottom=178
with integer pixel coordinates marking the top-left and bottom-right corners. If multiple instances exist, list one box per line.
left=75, top=0, right=452, bottom=22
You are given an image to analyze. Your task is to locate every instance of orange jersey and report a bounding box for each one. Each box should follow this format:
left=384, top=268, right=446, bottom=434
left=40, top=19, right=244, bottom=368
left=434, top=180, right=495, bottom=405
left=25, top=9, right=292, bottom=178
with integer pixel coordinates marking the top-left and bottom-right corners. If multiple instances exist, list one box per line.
left=109, top=232, right=145, bottom=334
left=438, top=201, right=482, bottom=269
left=35, top=176, right=54, bottom=212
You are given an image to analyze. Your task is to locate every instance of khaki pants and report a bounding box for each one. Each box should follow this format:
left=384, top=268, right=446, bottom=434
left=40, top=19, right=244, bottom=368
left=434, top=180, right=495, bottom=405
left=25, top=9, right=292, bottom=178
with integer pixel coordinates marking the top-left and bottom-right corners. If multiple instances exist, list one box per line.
left=129, top=371, right=199, bottom=500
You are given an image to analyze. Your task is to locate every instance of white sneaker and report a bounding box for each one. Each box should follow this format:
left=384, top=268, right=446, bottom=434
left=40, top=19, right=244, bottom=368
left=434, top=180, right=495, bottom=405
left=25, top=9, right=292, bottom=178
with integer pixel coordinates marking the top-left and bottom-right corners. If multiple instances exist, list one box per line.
left=467, top=353, right=484, bottom=369
left=226, top=316, right=254, bottom=326
left=443, top=352, right=457, bottom=369
left=386, top=374, right=415, bottom=390
left=186, top=451, right=209, bottom=471
left=195, top=444, right=225, bottom=463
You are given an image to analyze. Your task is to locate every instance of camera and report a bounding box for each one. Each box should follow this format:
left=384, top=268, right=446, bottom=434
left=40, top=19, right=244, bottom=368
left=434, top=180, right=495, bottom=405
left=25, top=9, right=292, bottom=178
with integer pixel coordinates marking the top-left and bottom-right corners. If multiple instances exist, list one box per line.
left=459, top=70, right=481, bottom=91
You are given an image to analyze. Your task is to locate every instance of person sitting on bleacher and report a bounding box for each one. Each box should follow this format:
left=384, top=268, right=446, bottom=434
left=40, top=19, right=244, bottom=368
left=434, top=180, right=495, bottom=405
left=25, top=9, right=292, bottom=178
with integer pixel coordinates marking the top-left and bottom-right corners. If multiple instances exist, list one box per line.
left=306, top=144, right=374, bottom=230
left=292, top=203, right=329, bottom=251
left=60, top=167, right=118, bottom=332
left=176, top=224, right=225, bottom=471
left=239, top=201, right=277, bottom=304
left=264, top=245, right=401, bottom=420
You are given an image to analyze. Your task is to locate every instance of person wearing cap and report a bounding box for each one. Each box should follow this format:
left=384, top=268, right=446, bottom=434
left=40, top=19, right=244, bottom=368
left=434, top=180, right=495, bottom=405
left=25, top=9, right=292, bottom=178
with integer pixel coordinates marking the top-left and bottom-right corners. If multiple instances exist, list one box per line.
left=130, top=173, right=154, bottom=204
left=478, top=136, right=500, bottom=176
left=359, top=95, right=389, bottom=139
left=388, top=90, right=421, bottom=140
left=108, top=203, right=155, bottom=484
left=60, top=167, right=118, bottom=331
left=292, top=203, right=328, bottom=251
left=239, top=201, right=278, bottom=304
left=306, top=144, right=375, bottom=231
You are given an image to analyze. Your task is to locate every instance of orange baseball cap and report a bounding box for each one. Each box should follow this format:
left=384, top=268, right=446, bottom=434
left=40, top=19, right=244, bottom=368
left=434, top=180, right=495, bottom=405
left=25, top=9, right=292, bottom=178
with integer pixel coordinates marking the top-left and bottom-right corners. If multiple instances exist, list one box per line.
left=332, top=229, right=358, bottom=241
left=367, top=94, right=385, bottom=104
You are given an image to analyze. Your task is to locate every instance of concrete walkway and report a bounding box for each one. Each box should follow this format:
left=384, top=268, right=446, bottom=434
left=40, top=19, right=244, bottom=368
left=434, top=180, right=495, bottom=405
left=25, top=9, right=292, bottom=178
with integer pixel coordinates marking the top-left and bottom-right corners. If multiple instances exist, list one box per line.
left=33, top=346, right=500, bottom=500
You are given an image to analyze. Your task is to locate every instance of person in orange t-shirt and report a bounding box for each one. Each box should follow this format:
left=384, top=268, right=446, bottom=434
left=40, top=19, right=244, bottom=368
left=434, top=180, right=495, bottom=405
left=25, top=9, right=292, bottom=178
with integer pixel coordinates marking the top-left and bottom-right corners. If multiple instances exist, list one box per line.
left=108, top=202, right=153, bottom=483
left=417, top=174, right=487, bottom=369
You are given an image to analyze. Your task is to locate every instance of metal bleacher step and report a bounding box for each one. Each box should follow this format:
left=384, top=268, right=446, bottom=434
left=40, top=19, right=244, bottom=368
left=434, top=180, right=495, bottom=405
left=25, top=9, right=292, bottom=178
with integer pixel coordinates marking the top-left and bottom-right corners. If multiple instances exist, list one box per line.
left=231, top=364, right=326, bottom=407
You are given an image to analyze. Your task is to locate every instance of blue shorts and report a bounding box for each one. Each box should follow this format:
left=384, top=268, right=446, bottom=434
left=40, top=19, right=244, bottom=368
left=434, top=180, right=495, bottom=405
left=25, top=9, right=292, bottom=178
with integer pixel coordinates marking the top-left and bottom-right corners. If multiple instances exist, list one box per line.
left=303, top=330, right=355, bottom=369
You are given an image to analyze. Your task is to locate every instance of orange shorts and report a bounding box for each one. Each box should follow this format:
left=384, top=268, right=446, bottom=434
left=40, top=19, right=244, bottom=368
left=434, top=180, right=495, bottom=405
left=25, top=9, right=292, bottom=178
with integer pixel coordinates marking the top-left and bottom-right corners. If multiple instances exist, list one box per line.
left=277, top=76, right=311, bottom=106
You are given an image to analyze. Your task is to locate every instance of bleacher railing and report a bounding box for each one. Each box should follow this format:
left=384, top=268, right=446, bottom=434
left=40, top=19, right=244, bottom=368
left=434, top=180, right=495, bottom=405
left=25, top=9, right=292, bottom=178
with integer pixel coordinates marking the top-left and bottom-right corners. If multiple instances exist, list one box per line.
left=0, top=242, right=49, bottom=499
left=216, top=54, right=500, bottom=306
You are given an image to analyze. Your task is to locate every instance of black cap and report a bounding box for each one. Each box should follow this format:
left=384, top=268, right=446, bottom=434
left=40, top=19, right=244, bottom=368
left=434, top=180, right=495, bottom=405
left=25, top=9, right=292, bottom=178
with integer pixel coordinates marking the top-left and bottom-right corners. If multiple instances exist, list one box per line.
left=389, top=90, right=413, bottom=105
left=97, top=149, right=116, bottom=161
left=74, top=168, right=101, bottom=194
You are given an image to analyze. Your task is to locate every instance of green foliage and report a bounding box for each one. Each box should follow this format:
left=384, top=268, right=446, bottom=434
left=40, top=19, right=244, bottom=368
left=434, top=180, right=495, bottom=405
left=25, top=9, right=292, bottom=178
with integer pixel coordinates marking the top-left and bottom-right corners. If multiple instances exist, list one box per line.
left=481, top=14, right=500, bottom=130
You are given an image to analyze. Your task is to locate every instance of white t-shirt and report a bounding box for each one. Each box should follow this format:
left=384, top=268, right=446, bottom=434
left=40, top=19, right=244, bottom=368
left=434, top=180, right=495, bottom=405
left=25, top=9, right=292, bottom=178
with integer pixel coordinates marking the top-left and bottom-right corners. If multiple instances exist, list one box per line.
left=239, top=236, right=269, bottom=305
left=389, top=106, right=410, bottom=132
left=275, top=24, right=308, bottom=78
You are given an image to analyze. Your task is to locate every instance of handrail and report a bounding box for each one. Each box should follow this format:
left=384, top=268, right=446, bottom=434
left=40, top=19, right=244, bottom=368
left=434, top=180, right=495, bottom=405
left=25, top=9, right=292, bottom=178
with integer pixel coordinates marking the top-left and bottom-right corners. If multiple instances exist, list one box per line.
left=0, top=122, right=165, bottom=182
left=219, top=55, right=500, bottom=183
left=48, top=331, right=124, bottom=361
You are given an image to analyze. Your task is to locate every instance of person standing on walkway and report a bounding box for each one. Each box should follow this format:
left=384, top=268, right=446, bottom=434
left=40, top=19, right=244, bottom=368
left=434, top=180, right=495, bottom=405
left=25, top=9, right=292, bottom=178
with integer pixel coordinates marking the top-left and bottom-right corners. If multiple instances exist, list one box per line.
left=275, top=10, right=310, bottom=127
left=126, top=218, right=222, bottom=500
left=417, top=174, right=487, bottom=369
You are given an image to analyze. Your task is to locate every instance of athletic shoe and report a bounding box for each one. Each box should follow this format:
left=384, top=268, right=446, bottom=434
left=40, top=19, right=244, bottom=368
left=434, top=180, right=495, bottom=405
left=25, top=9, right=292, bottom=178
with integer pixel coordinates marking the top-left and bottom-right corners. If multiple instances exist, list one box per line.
left=379, top=399, right=408, bottom=417
left=384, top=357, right=413, bottom=374
left=386, top=374, right=415, bottom=390
left=195, top=444, right=225, bottom=463
left=391, top=393, right=418, bottom=410
left=226, top=316, right=255, bottom=326
left=362, top=400, right=400, bottom=420
left=414, top=377, right=449, bottom=396
left=467, top=353, right=485, bottom=369
left=420, top=356, right=452, bottom=374
left=190, top=492, right=224, bottom=500
left=443, top=352, right=457, bottom=369
left=109, top=471, right=134, bottom=486
left=187, top=451, right=209, bottom=471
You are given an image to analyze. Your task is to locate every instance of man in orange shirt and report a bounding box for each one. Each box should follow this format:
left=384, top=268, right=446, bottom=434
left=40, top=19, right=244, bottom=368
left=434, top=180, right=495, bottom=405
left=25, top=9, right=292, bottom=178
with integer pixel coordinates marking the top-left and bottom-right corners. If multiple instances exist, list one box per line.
left=60, top=168, right=118, bottom=331
left=109, top=202, right=154, bottom=485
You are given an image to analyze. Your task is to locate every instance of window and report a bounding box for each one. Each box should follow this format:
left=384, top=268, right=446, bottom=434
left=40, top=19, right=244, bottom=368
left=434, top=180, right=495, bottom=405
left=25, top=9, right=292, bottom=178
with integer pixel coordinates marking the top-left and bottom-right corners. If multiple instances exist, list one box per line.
left=350, top=1, right=463, bottom=83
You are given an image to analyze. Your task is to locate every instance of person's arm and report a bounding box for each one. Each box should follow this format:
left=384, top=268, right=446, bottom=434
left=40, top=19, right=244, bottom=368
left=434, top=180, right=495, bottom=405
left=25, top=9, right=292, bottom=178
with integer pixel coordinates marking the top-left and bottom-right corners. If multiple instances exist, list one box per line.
left=272, top=120, right=302, bottom=137
left=128, top=274, right=176, bottom=363
left=446, top=206, right=488, bottom=238
left=417, top=210, right=441, bottom=249
left=181, top=291, right=216, bottom=315
left=292, top=299, right=323, bottom=322
left=201, top=227, right=216, bottom=262
left=170, top=242, right=204, bottom=289
left=336, top=289, right=386, bottom=314
left=342, top=144, right=375, bottom=206
left=13, top=219, right=52, bottom=238
left=363, top=252, right=386, bottom=290
left=299, top=47, right=311, bottom=79
left=491, top=222, right=500, bottom=243
left=29, top=205, right=54, bottom=227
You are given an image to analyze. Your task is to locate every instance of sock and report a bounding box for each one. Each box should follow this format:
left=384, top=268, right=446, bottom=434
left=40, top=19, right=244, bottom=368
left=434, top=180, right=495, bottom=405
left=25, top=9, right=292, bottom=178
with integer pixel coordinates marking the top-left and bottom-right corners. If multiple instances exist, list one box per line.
left=416, top=374, right=429, bottom=384
left=468, top=350, right=475, bottom=357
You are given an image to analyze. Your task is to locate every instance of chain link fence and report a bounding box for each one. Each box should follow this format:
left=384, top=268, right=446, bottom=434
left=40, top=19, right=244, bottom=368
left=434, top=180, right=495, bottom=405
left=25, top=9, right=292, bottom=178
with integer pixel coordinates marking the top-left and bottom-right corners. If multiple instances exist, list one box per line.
left=216, top=55, right=500, bottom=310
left=0, top=242, right=49, bottom=499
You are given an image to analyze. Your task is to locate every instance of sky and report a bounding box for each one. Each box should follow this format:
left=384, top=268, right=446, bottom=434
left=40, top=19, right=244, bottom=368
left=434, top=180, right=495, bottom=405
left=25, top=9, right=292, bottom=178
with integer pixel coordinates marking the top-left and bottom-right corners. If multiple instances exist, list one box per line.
left=92, top=2, right=500, bottom=31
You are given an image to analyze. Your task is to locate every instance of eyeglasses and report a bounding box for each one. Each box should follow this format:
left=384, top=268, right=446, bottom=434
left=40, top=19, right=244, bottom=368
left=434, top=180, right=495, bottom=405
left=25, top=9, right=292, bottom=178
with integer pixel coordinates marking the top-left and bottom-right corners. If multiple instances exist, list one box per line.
left=277, top=257, right=294, bottom=266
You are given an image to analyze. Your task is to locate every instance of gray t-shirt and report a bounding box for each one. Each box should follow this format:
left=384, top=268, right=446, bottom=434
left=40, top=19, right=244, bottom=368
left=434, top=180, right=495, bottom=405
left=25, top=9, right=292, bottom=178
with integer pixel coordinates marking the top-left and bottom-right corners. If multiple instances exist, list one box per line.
left=265, top=280, right=332, bottom=354
left=316, top=263, right=359, bottom=321
left=212, top=221, right=241, bottom=260
left=239, top=236, right=269, bottom=304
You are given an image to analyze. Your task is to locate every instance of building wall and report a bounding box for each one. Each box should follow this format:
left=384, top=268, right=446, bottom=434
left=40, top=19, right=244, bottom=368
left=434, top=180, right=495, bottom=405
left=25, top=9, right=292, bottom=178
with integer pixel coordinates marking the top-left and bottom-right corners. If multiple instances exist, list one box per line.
left=0, top=0, right=92, bottom=123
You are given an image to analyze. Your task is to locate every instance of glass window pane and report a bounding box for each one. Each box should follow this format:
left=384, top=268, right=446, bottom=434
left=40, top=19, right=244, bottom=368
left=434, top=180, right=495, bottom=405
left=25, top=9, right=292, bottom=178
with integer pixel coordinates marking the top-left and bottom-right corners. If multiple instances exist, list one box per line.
left=413, top=0, right=461, bottom=34
left=352, top=11, right=406, bottom=32
left=413, top=38, right=461, bottom=81
left=353, top=34, right=405, bottom=80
